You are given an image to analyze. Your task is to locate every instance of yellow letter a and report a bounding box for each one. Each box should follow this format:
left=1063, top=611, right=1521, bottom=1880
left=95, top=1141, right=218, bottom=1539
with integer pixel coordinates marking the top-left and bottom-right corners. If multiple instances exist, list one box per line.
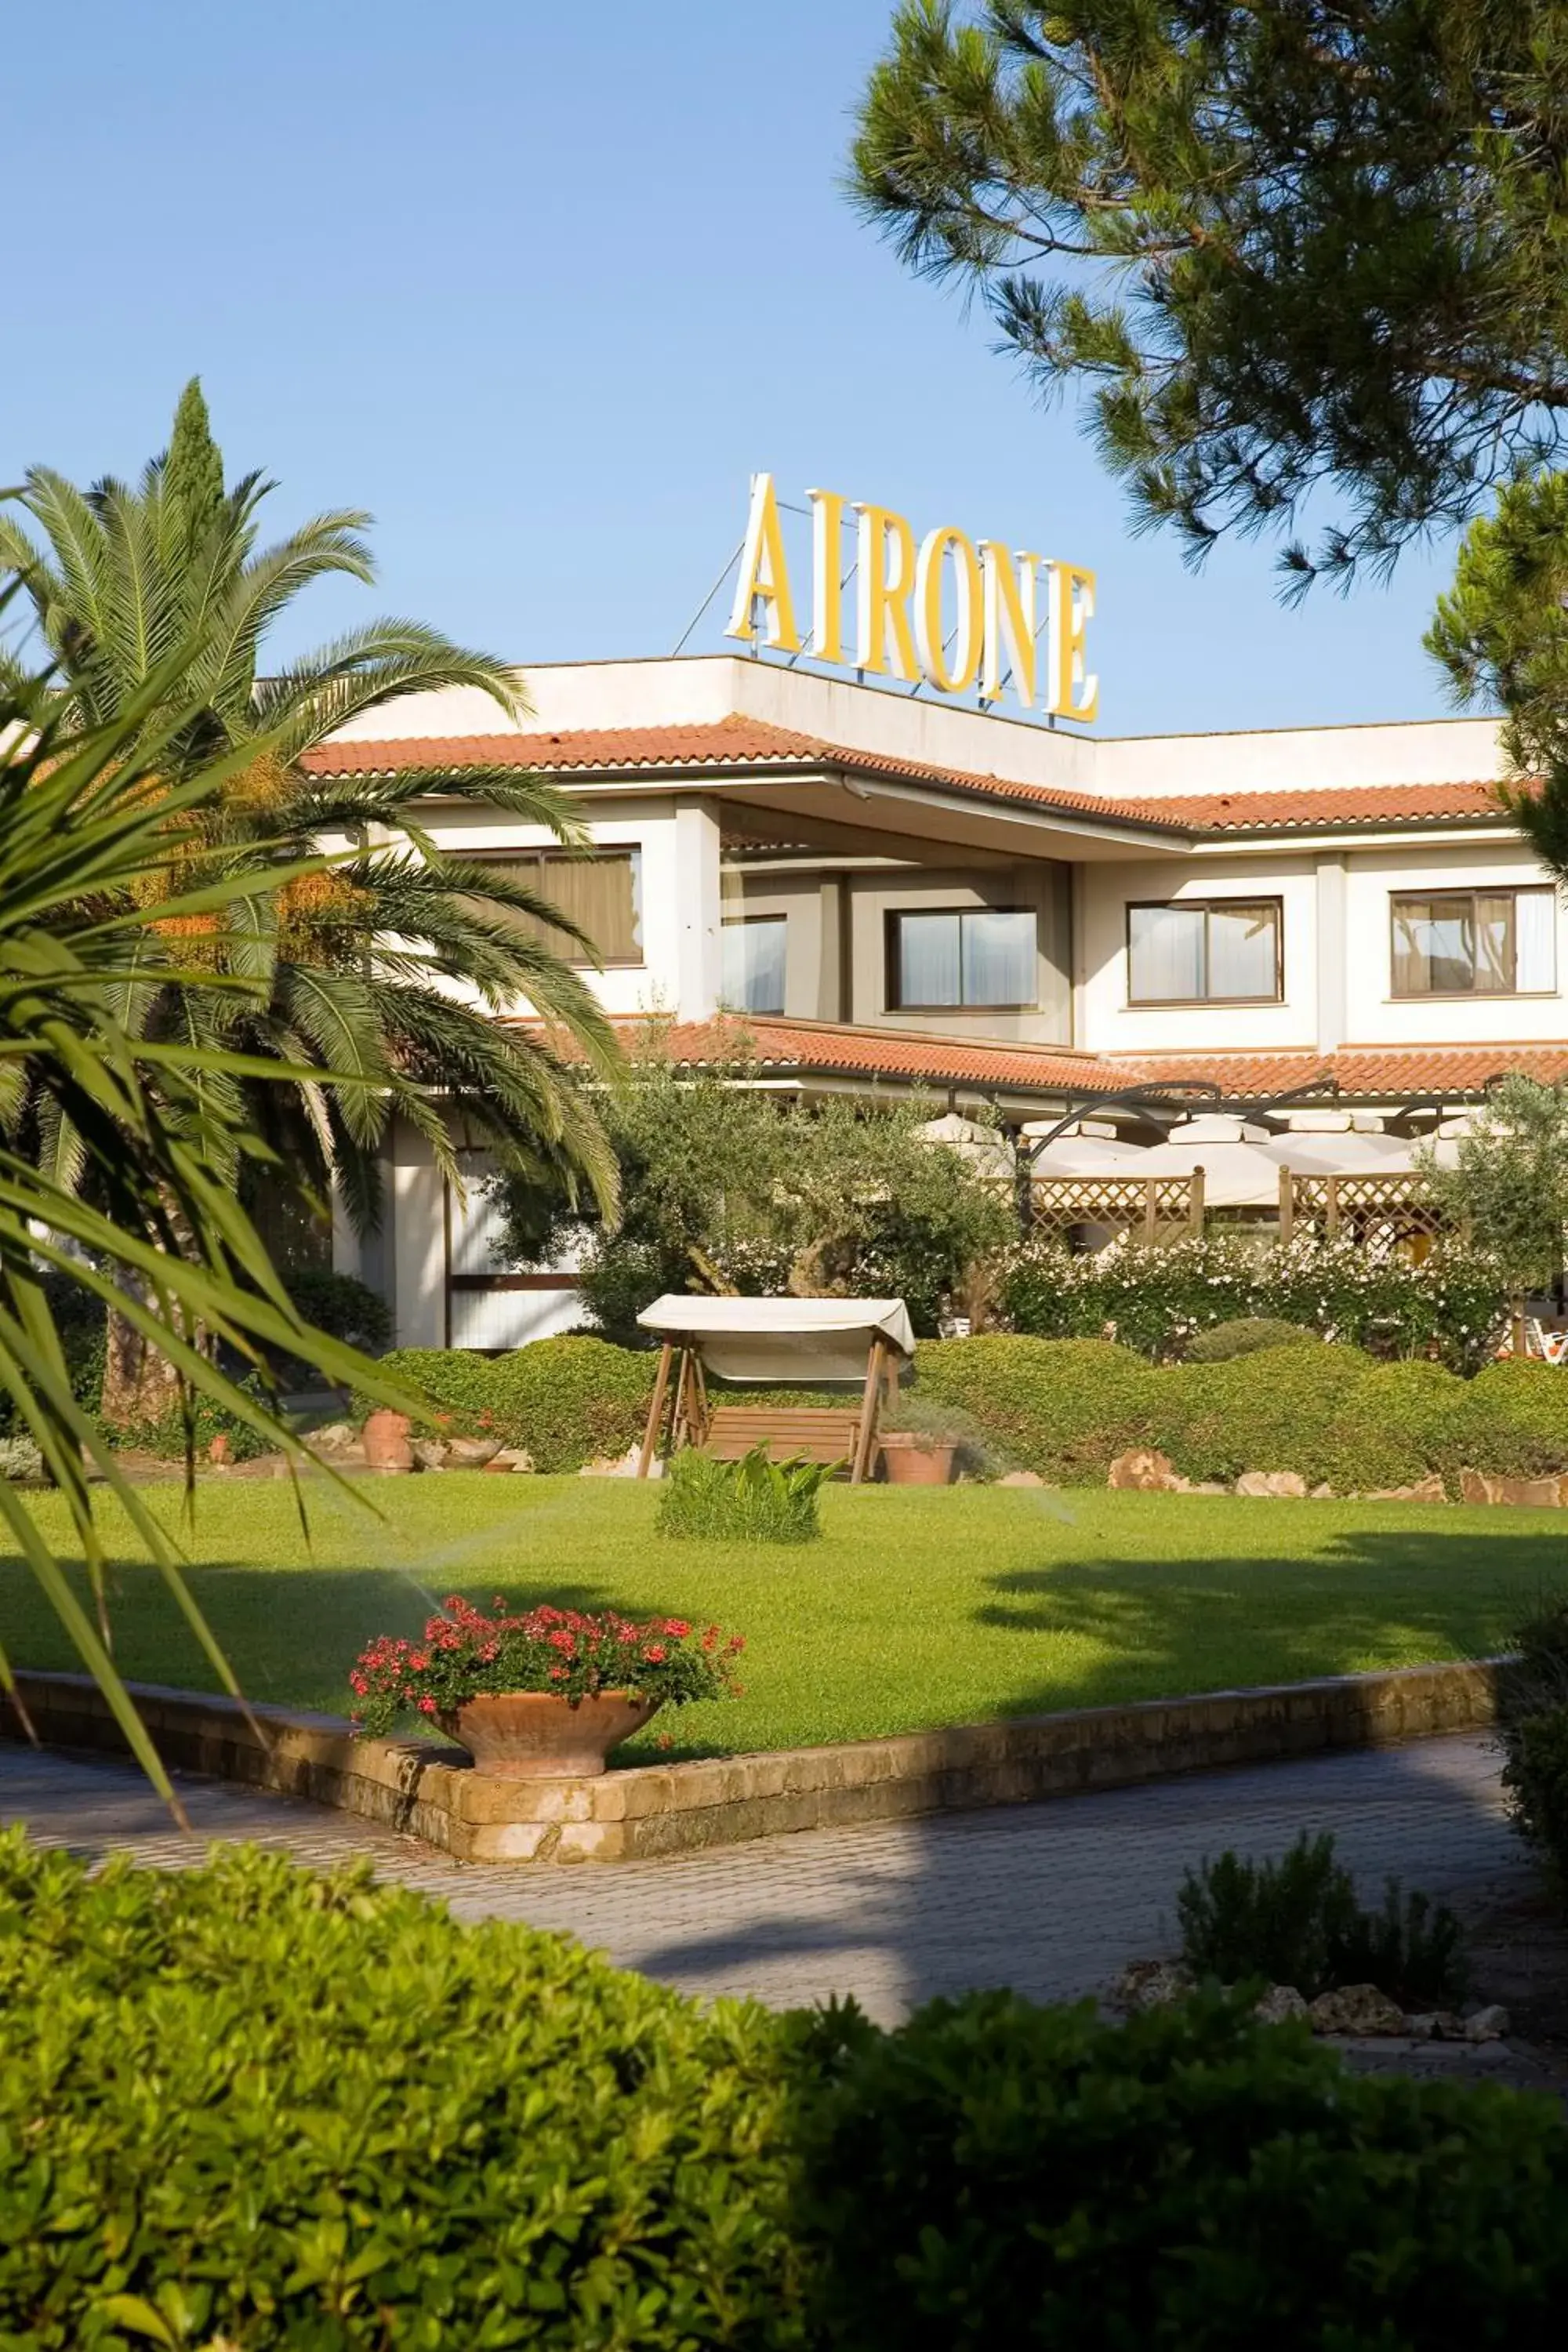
left=724, top=473, right=801, bottom=653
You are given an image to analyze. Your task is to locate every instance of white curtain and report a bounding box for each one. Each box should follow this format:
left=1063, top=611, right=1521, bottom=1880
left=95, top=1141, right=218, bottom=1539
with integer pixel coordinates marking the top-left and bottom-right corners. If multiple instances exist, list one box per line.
left=1128, top=903, right=1203, bottom=1001
left=1516, top=888, right=1556, bottom=993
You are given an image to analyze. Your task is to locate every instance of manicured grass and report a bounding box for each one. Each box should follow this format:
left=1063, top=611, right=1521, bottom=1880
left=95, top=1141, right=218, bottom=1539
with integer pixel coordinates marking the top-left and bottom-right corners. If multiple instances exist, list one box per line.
left=2, top=1479, right=1560, bottom=1761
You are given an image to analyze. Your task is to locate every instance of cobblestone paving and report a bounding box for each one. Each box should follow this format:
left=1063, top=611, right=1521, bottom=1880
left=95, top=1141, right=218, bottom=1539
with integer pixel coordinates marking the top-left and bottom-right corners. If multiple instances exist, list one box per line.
left=0, top=1735, right=1526, bottom=2026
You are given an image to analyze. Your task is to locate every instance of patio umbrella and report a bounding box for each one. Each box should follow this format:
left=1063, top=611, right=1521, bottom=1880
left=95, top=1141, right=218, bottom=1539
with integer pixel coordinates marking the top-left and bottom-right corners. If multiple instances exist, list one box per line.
left=913, top=1112, right=1017, bottom=1182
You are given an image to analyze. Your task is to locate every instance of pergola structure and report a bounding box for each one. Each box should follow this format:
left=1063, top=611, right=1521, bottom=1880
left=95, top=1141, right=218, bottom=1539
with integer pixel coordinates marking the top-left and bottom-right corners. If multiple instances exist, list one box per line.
left=633, top=1296, right=916, bottom=1484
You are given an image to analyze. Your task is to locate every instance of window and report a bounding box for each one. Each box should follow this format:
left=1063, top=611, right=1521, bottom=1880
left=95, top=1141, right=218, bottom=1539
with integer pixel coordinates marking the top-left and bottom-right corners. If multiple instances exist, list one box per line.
left=473, top=849, right=642, bottom=965
left=1127, top=898, right=1282, bottom=1004
left=1391, top=887, right=1555, bottom=996
left=887, top=907, right=1037, bottom=1010
left=720, top=915, right=786, bottom=1014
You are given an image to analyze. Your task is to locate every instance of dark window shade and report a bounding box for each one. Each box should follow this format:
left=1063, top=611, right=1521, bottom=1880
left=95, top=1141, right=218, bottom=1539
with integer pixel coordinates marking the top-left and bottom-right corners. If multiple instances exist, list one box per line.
left=473, top=850, right=642, bottom=964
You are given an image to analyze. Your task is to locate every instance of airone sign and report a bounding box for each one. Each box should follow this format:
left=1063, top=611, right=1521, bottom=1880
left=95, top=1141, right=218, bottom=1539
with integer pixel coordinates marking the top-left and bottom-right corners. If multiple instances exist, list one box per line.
left=724, top=472, right=1098, bottom=724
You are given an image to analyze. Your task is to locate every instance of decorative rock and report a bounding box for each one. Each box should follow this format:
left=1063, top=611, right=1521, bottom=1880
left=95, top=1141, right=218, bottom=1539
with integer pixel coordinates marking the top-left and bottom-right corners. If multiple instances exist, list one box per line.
left=1460, top=1468, right=1566, bottom=1508
left=409, top=1438, right=449, bottom=1472
left=310, top=1421, right=358, bottom=1455
left=999, top=1469, right=1045, bottom=1487
left=1109, top=1958, right=1194, bottom=2013
left=1368, top=1474, right=1447, bottom=1501
left=485, top=1448, right=535, bottom=1473
left=1235, top=1470, right=1308, bottom=1498
left=1254, top=1984, right=1310, bottom=2025
left=1310, top=1482, right=1335, bottom=1500
left=445, top=1436, right=504, bottom=1469
left=1464, top=2004, right=1511, bottom=2042
left=1308, top=1983, right=1407, bottom=2037
left=1108, top=1448, right=1181, bottom=1492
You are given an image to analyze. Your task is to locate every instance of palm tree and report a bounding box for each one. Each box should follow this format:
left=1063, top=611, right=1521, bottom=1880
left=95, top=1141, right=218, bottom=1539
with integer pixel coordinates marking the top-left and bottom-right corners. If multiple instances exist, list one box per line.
left=0, top=627, right=416, bottom=1814
left=0, top=384, right=619, bottom=1411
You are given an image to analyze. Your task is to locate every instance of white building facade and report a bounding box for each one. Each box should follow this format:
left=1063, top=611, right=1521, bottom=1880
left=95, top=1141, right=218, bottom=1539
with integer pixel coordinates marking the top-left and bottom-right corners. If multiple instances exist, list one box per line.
left=305, top=655, right=1559, bottom=1348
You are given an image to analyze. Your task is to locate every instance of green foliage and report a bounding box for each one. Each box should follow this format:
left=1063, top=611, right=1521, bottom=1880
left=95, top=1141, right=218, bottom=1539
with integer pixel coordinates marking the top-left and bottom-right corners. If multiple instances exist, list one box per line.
left=0, top=1835, right=804, bottom=2349
left=358, top=1338, right=657, bottom=1472
left=1428, top=468, right=1568, bottom=782
left=105, top=1381, right=274, bottom=1465
left=914, top=1333, right=1568, bottom=1490
left=1185, top=1317, right=1321, bottom=1363
left=1497, top=1593, right=1568, bottom=1901
left=851, top=2, right=1568, bottom=590
left=492, top=1029, right=1012, bottom=1341
left=1000, top=1231, right=1506, bottom=1369
left=1414, top=1078, right=1568, bottom=1295
left=0, top=636, right=412, bottom=1808
left=1501, top=1708, right=1568, bottom=1903
left=1177, top=1831, right=1467, bottom=2006
left=796, top=1986, right=1568, bottom=2350
left=658, top=1443, right=832, bottom=1544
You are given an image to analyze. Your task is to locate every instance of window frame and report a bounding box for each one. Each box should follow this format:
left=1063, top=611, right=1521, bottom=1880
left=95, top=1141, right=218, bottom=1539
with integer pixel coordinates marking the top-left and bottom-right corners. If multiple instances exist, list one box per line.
left=1124, top=895, right=1285, bottom=1008
left=1388, top=884, right=1556, bottom=1000
left=720, top=912, right=789, bottom=1015
left=470, top=844, right=644, bottom=969
left=884, top=904, right=1040, bottom=1013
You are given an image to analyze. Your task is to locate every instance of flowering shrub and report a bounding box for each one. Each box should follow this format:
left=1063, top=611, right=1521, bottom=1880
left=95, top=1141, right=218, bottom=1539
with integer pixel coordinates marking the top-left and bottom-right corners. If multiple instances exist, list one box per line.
left=999, top=1230, right=1508, bottom=1370
left=349, top=1595, right=743, bottom=1736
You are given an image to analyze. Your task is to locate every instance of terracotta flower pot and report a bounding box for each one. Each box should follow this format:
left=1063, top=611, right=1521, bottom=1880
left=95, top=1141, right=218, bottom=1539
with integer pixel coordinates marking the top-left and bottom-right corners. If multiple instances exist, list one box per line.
left=362, top=1409, right=413, bottom=1473
left=880, top=1435, right=956, bottom=1486
left=441, top=1690, right=660, bottom=1778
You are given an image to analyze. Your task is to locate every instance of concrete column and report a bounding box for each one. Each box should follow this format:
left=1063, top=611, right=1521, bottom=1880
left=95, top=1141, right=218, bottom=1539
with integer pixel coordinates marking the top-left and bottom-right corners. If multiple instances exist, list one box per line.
left=1315, top=854, right=1348, bottom=1053
left=817, top=876, right=848, bottom=1022
left=674, top=797, right=723, bottom=1019
left=390, top=1134, right=446, bottom=1350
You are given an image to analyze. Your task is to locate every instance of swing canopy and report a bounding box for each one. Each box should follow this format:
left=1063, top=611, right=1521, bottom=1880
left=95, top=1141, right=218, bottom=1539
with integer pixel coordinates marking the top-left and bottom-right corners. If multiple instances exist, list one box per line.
left=635, top=1295, right=916, bottom=1386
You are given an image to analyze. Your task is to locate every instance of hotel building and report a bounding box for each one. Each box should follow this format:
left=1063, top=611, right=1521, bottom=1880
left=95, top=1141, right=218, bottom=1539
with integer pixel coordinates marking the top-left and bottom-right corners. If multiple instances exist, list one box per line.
left=304, top=651, right=1559, bottom=1350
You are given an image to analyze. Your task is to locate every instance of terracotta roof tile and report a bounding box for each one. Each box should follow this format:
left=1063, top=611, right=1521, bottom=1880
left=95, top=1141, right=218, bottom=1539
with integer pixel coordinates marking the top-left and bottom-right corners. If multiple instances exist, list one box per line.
left=655, top=1014, right=1135, bottom=1093
left=1125, top=1043, right=1568, bottom=1099
left=304, top=720, right=1512, bottom=837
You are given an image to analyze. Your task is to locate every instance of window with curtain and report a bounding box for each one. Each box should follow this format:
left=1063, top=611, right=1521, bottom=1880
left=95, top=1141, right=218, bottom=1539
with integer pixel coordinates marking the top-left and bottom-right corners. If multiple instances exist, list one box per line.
left=1390, top=887, right=1555, bottom=996
left=720, top=916, right=787, bottom=1014
left=471, top=848, right=642, bottom=965
left=887, top=907, right=1036, bottom=1009
left=1127, top=899, right=1281, bottom=1003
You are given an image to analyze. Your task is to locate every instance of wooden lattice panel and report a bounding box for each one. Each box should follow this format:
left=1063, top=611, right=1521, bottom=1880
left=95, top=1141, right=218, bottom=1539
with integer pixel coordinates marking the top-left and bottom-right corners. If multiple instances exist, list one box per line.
left=1283, top=1174, right=1448, bottom=1250
left=1029, top=1174, right=1200, bottom=1247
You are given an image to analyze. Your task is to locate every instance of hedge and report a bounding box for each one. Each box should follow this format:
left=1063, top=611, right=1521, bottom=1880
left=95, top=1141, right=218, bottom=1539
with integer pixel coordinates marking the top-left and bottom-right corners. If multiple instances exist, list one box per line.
left=0, top=1835, right=801, bottom=2350
left=354, top=1331, right=1568, bottom=1492
left=360, top=1338, right=659, bottom=1472
left=798, top=1988, right=1568, bottom=2350
left=5, top=1838, right=1568, bottom=2351
left=914, top=1334, right=1568, bottom=1492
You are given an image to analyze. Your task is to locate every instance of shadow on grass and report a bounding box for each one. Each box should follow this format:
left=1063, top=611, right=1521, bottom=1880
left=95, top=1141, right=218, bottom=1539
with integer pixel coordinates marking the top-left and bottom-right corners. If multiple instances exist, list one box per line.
left=971, top=1525, right=1562, bottom=1719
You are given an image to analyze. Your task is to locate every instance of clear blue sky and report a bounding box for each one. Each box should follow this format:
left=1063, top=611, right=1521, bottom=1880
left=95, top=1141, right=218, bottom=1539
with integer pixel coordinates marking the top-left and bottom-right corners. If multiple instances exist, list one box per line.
left=5, top=0, right=1467, bottom=738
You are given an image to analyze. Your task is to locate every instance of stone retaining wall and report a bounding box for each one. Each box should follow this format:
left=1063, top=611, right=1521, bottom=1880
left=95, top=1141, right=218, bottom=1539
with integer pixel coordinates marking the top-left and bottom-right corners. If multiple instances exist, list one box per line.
left=0, top=1658, right=1504, bottom=1864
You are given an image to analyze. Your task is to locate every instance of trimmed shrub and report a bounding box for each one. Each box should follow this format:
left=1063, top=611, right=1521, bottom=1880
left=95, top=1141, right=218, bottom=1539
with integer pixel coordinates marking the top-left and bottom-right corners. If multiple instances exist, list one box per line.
left=1185, top=1316, right=1320, bottom=1363
left=914, top=1333, right=1568, bottom=1491
left=0, top=1835, right=802, bottom=2350
left=1497, top=1594, right=1568, bottom=1903
left=796, top=1987, right=1568, bottom=2351
left=657, top=1444, right=831, bottom=1543
left=1177, top=1831, right=1467, bottom=2005
left=358, top=1337, right=658, bottom=1472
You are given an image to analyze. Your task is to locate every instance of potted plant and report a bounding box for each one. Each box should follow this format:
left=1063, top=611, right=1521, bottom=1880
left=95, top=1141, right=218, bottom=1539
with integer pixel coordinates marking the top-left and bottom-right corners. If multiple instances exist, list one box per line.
left=877, top=1395, right=999, bottom=1486
left=348, top=1595, right=744, bottom=1777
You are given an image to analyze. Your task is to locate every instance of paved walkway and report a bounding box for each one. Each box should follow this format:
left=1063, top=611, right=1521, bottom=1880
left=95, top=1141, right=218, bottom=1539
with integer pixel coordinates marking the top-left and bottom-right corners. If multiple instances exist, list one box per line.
left=0, top=1734, right=1527, bottom=2025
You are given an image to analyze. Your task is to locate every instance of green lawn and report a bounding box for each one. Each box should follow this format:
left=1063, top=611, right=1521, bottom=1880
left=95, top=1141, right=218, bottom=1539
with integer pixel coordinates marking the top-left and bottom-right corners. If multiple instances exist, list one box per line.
left=3, top=1478, right=1561, bottom=1762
